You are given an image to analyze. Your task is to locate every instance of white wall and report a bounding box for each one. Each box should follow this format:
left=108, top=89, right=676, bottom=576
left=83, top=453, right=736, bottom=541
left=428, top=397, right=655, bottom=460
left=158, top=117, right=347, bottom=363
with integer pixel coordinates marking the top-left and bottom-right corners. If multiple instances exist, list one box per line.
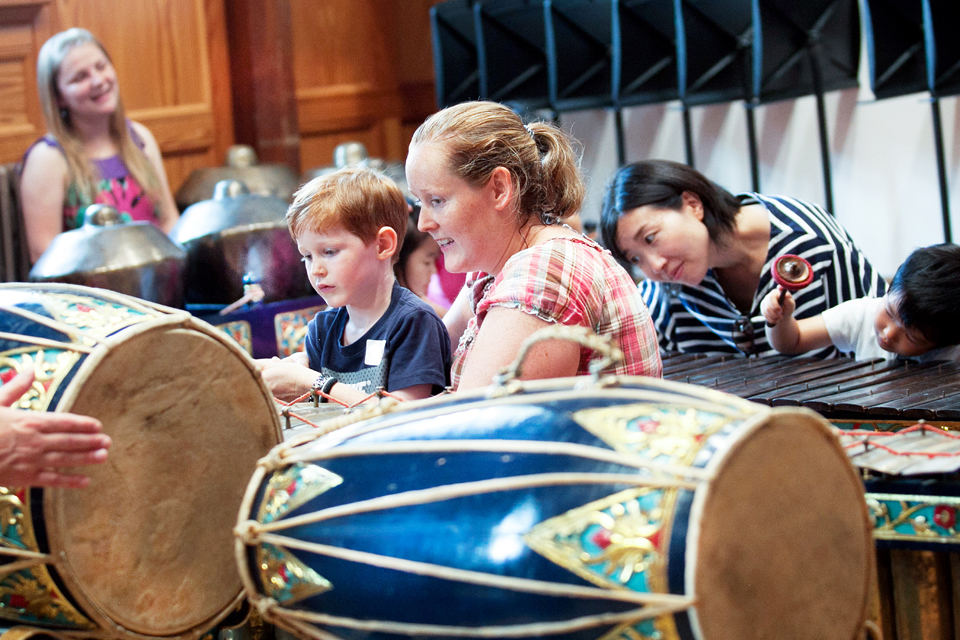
left=559, top=68, right=960, bottom=279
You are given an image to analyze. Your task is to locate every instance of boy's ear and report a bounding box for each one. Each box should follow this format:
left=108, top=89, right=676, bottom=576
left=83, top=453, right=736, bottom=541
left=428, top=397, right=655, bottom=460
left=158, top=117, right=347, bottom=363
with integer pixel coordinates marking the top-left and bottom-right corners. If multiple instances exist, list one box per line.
left=375, top=226, right=398, bottom=261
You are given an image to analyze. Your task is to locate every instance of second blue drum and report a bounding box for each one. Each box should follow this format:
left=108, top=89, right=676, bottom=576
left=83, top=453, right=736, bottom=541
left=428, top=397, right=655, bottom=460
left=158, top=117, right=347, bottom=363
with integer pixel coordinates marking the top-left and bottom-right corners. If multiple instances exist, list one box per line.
left=236, top=376, right=872, bottom=640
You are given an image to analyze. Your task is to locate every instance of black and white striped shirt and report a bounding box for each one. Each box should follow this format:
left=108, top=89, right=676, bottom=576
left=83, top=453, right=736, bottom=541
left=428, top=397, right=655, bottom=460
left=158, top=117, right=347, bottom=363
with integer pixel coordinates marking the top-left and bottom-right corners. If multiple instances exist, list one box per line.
left=640, top=193, right=888, bottom=358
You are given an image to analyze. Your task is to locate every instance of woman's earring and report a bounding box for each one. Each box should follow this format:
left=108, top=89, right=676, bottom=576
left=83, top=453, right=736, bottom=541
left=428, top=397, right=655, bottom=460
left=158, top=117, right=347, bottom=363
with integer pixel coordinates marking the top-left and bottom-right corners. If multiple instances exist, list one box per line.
left=59, top=107, right=69, bottom=123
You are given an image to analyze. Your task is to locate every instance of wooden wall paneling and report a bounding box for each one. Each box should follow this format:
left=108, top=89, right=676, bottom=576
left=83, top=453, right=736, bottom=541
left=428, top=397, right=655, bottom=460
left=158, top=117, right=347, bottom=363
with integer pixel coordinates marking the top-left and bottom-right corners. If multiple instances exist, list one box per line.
left=299, top=123, right=386, bottom=174
left=161, top=0, right=235, bottom=192
left=0, top=0, right=58, bottom=164
left=290, top=0, right=401, bottom=169
left=204, top=0, right=234, bottom=165
left=56, top=0, right=210, bottom=108
left=289, top=0, right=443, bottom=171
left=225, top=0, right=301, bottom=172
left=383, top=0, right=442, bottom=151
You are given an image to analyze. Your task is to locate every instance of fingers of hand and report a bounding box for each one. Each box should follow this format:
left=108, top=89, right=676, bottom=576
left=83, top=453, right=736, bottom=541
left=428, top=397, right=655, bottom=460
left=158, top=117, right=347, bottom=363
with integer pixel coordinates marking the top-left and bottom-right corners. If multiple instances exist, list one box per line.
left=32, top=413, right=104, bottom=435
left=283, top=352, right=309, bottom=367
left=2, top=429, right=110, bottom=468
left=782, top=291, right=796, bottom=314
left=32, top=470, right=91, bottom=490
left=761, top=291, right=781, bottom=320
left=0, top=369, right=35, bottom=407
left=255, top=357, right=284, bottom=372
left=37, top=446, right=109, bottom=468
left=37, top=432, right=111, bottom=455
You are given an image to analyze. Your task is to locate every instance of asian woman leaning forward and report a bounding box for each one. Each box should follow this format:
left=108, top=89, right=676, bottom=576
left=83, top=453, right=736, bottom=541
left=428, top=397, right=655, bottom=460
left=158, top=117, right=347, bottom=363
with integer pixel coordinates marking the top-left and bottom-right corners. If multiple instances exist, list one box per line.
left=600, top=160, right=887, bottom=357
left=405, top=101, right=662, bottom=390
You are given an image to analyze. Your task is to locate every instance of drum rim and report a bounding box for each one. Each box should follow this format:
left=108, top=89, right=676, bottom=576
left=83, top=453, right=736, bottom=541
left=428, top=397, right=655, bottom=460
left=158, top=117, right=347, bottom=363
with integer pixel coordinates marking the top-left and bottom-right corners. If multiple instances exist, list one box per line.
left=39, top=298, right=280, bottom=638
left=683, top=406, right=874, bottom=639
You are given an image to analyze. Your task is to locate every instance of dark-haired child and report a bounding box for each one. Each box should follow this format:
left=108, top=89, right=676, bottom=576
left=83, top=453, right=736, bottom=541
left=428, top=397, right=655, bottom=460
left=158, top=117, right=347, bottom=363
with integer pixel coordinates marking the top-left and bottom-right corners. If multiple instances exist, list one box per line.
left=259, top=167, right=451, bottom=404
left=394, top=205, right=446, bottom=317
left=762, top=243, right=960, bottom=361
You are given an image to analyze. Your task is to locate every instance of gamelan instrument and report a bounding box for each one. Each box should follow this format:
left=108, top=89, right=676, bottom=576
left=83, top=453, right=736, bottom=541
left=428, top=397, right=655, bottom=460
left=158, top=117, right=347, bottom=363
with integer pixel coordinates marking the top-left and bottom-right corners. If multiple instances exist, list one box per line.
left=28, top=205, right=187, bottom=309
left=663, top=354, right=960, bottom=640
left=175, top=145, right=300, bottom=211
left=0, top=283, right=282, bottom=640
left=170, top=180, right=314, bottom=306
left=236, top=363, right=872, bottom=640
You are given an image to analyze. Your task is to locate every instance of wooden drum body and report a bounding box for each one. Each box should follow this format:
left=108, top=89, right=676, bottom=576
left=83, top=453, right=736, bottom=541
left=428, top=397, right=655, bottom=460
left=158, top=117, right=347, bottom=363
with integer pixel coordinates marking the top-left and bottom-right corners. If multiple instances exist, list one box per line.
left=0, top=284, right=282, bottom=639
left=236, top=376, right=872, bottom=640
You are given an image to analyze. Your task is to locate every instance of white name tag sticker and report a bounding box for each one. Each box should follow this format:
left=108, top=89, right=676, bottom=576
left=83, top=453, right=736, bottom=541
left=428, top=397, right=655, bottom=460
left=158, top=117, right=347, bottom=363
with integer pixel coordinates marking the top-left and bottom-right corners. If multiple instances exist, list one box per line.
left=364, top=339, right=386, bottom=366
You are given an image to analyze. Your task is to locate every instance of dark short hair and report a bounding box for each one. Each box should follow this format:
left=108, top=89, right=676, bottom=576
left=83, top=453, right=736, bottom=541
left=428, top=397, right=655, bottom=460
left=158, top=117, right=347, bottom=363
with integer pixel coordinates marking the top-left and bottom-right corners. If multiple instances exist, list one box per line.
left=393, top=203, right=434, bottom=287
left=890, top=243, right=960, bottom=347
left=600, top=160, right=740, bottom=262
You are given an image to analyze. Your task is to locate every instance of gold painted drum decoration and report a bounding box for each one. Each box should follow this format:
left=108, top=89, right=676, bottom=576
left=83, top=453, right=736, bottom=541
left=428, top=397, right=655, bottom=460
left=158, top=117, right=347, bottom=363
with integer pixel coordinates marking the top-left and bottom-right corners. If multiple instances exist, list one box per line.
left=0, top=283, right=282, bottom=639
left=235, top=375, right=874, bottom=640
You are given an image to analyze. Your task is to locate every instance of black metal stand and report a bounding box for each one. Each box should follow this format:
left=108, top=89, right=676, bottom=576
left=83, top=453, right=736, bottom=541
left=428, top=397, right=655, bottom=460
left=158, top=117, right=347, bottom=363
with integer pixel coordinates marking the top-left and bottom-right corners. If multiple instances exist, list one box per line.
left=614, top=108, right=626, bottom=167
left=808, top=41, right=835, bottom=214
left=930, top=96, right=953, bottom=242
left=745, top=101, right=761, bottom=192
left=682, top=106, right=695, bottom=168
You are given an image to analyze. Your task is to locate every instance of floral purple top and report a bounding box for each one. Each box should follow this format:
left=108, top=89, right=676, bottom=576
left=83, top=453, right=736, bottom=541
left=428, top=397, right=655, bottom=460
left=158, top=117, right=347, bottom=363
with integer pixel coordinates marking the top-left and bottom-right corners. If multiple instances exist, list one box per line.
left=23, top=128, right=159, bottom=231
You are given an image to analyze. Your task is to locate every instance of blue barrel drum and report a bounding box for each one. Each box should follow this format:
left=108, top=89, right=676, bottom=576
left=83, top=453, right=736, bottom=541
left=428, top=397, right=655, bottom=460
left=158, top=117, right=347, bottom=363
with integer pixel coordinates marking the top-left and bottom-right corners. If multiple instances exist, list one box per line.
left=0, top=283, right=282, bottom=639
left=236, top=375, right=873, bottom=640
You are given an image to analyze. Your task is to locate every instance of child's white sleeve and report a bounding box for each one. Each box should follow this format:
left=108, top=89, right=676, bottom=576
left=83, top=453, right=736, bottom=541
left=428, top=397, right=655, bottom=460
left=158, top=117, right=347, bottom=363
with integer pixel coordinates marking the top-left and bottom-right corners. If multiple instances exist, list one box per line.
left=821, top=297, right=884, bottom=358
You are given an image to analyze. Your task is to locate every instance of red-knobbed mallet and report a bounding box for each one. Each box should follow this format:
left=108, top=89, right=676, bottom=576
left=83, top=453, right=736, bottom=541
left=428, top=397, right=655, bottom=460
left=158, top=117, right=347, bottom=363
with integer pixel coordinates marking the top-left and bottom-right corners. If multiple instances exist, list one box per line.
left=766, top=254, right=814, bottom=327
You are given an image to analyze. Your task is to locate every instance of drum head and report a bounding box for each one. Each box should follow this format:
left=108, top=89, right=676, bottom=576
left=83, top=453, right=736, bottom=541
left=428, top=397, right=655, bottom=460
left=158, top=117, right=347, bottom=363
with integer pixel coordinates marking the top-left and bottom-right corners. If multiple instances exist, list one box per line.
left=693, top=410, right=872, bottom=640
left=45, top=325, right=280, bottom=637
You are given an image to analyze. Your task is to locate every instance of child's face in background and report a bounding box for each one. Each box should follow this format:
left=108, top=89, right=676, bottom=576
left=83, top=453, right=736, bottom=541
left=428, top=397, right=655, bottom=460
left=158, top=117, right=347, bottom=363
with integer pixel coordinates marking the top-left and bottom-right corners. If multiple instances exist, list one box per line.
left=403, top=238, right=440, bottom=299
left=296, top=226, right=385, bottom=308
left=874, top=293, right=935, bottom=357
left=57, top=42, right=119, bottom=120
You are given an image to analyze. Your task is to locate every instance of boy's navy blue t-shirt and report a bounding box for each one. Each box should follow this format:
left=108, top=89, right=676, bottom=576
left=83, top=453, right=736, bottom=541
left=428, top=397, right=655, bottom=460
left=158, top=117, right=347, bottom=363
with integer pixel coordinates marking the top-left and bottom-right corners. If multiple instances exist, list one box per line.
left=305, top=282, right=451, bottom=395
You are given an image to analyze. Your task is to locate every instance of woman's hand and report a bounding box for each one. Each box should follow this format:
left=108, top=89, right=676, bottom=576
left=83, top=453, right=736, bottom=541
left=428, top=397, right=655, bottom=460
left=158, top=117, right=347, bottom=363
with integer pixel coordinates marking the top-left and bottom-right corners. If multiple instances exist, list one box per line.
left=0, top=369, right=110, bottom=488
left=760, top=286, right=795, bottom=325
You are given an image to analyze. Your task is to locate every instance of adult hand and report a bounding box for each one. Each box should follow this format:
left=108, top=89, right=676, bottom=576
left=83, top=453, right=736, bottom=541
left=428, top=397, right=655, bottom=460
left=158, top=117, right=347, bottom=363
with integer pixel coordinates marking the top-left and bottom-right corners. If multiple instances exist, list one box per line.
left=0, top=369, right=110, bottom=488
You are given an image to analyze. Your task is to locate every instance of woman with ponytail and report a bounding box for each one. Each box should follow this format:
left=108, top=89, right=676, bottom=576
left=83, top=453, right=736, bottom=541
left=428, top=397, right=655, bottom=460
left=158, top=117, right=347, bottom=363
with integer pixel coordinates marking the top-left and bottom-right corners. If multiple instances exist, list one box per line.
left=20, top=28, right=178, bottom=262
left=406, top=101, right=661, bottom=390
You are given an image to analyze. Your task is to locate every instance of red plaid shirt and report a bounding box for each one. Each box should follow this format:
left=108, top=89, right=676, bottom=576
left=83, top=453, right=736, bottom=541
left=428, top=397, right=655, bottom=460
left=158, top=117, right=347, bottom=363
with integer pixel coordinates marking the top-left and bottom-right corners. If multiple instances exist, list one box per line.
left=451, top=235, right=662, bottom=388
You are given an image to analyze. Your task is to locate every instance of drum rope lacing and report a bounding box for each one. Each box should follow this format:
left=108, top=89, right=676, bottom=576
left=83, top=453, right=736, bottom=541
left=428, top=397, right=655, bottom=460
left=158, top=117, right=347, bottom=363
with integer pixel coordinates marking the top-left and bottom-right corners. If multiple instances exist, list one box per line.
left=258, top=601, right=692, bottom=638
left=236, top=445, right=704, bottom=634
left=839, top=422, right=960, bottom=459
left=249, top=471, right=701, bottom=535
left=0, top=550, right=54, bottom=577
left=273, top=439, right=714, bottom=482
left=273, top=387, right=404, bottom=435
left=0, top=304, right=99, bottom=344
left=238, top=524, right=695, bottom=637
